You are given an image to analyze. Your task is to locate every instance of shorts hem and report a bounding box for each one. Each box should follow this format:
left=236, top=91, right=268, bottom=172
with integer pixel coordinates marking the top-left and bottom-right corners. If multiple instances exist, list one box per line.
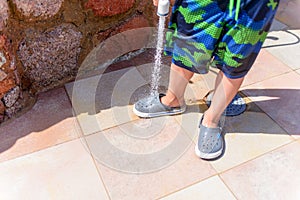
left=172, top=59, right=209, bottom=74
left=217, top=65, right=249, bottom=79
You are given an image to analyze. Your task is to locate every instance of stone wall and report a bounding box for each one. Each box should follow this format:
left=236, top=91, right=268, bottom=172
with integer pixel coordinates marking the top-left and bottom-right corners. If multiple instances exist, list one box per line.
left=0, top=0, right=157, bottom=124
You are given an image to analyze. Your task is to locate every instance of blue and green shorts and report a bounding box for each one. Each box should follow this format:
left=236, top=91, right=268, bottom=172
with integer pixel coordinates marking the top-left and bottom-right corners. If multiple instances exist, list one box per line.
left=164, top=0, right=280, bottom=78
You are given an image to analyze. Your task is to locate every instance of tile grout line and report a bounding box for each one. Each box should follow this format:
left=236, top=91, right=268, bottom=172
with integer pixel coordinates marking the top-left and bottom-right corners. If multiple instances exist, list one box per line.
left=242, top=46, right=297, bottom=89
left=241, top=92, right=298, bottom=140
left=173, top=115, right=197, bottom=145
left=173, top=96, right=296, bottom=178
left=176, top=94, right=297, bottom=173
left=63, top=68, right=214, bottom=200
left=169, top=87, right=298, bottom=178
left=63, top=85, right=113, bottom=200
left=209, top=92, right=297, bottom=174
left=217, top=174, right=239, bottom=200
left=267, top=43, right=300, bottom=70
left=155, top=117, right=221, bottom=200
left=63, top=81, right=142, bottom=136
left=0, top=85, right=83, bottom=163
left=0, top=85, right=112, bottom=198
left=215, top=141, right=300, bottom=199
left=155, top=173, right=219, bottom=200
left=241, top=69, right=294, bottom=90
left=63, top=65, right=299, bottom=198
left=215, top=139, right=296, bottom=175
left=131, top=116, right=210, bottom=199
left=0, top=86, right=79, bottom=164
left=63, top=82, right=142, bottom=134
left=77, top=132, right=113, bottom=200
left=208, top=90, right=298, bottom=174
left=0, top=138, right=82, bottom=165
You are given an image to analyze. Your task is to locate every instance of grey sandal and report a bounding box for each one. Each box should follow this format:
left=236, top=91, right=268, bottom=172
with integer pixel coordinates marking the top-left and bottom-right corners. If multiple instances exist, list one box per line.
left=195, top=116, right=224, bottom=160
left=133, top=94, right=186, bottom=118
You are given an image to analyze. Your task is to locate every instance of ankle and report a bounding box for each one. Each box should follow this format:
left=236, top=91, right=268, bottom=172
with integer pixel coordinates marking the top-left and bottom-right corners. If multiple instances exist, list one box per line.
left=202, top=112, right=221, bottom=128
left=161, top=95, right=180, bottom=107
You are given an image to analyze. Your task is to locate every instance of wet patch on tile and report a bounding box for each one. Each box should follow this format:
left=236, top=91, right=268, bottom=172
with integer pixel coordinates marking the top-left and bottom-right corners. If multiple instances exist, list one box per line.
left=86, top=119, right=216, bottom=200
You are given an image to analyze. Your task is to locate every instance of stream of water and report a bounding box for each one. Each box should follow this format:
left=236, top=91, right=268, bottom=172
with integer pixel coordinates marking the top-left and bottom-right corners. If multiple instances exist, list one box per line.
left=150, top=16, right=166, bottom=97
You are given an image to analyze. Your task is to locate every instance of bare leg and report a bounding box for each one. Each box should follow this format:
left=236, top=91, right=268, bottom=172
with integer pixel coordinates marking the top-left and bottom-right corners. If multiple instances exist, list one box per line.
left=161, top=63, right=194, bottom=107
left=202, top=71, right=244, bottom=128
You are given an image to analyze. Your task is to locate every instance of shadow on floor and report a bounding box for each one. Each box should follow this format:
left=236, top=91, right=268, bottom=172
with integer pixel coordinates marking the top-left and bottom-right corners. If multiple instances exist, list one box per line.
left=0, top=79, right=299, bottom=161
left=0, top=87, right=79, bottom=161
left=72, top=69, right=300, bottom=136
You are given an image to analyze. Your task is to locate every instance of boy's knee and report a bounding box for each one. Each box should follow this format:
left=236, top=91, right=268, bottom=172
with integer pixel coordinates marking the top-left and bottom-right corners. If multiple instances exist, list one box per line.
left=171, top=63, right=194, bottom=79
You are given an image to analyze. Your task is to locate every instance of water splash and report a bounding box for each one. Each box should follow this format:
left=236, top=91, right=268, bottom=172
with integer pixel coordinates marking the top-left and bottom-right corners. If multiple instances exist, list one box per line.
left=150, top=16, right=166, bottom=97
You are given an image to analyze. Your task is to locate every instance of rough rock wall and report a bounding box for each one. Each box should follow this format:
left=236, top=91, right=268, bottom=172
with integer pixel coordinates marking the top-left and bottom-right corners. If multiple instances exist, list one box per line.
left=0, top=0, right=157, bottom=123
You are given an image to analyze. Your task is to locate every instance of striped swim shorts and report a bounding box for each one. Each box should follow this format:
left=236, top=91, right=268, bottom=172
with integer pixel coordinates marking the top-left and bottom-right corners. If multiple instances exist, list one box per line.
left=164, top=0, right=280, bottom=78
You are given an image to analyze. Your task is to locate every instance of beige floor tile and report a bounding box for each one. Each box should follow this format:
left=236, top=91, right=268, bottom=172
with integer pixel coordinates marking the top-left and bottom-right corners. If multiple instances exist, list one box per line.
left=269, top=19, right=288, bottom=32
left=185, top=82, right=209, bottom=103
left=65, top=61, right=218, bottom=136
left=221, top=141, right=300, bottom=200
left=175, top=75, right=210, bottom=137
left=175, top=103, right=207, bottom=141
left=276, top=0, right=300, bottom=29
left=160, top=176, right=236, bottom=200
left=85, top=117, right=195, bottom=173
left=192, top=68, right=219, bottom=91
left=174, top=70, right=217, bottom=139
left=94, top=146, right=216, bottom=200
left=136, top=63, right=170, bottom=88
left=176, top=95, right=293, bottom=173
left=242, top=49, right=291, bottom=87
left=0, top=88, right=80, bottom=163
left=243, top=71, right=300, bottom=137
left=85, top=119, right=216, bottom=200
left=263, top=30, right=300, bottom=70
left=65, top=67, right=145, bottom=135
left=0, top=140, right=109, bottom=200
left=210, top=109, right=293, bottom=172
left=185, top=76, right=212, bottom=102
left=176, top=96, right=293, bottom=173
left=100, top=117, right=190, bottom=155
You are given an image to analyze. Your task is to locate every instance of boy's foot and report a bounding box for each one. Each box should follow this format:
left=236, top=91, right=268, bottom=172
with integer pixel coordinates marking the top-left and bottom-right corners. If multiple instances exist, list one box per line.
left=133, top=93, right=186, bottom=118
left=195, top=116, right=224, bottom=160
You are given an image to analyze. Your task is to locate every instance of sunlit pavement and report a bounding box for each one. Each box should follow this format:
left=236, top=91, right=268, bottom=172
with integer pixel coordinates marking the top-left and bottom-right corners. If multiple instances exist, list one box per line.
left=0, top=19, right=299, bottom=199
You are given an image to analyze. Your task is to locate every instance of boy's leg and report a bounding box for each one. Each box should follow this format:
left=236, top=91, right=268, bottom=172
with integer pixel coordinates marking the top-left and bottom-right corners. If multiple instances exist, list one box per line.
left=202, top=71, right=244, bottom=128
left=161, top=63, right=194, bottom=107
left=195, top=71, right=244, bottom=159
